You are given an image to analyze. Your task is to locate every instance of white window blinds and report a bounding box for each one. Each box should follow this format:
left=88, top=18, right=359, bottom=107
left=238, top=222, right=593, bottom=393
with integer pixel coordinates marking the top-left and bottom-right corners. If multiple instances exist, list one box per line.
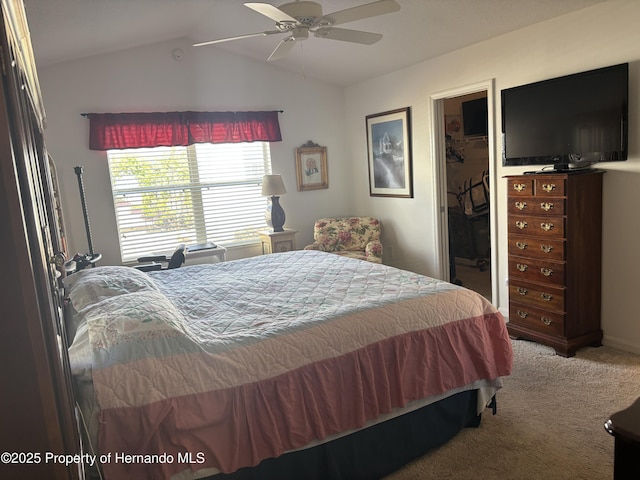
left=107, top=142, right=272, bottom=262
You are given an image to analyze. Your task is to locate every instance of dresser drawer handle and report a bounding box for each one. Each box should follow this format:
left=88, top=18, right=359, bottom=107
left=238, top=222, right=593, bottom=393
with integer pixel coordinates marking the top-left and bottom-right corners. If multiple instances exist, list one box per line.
left=540, top=268, right=554, bottom=277
left=540, top=244, right=554, bottom=254
left=513, top=183, right=527, bottom=192
left=541, top=317, right=554, bottom=326
left=540, top=202, right=554, bottom=212
left=541, top=183, right=556, bottom=193
left=540, top=222, right=554, bottom=232
left=517, top=263, right=528, bottom=272
left=517, top=310, right=528, bottom=319
left=541, top=293, right=553, bottom=301
left=516, top=241, right=528, bottom=250
left=517, top=287, right=528, bottom=296
left=515, top=201, right=527, bottom=210
left=515, top=220, right=528, bottom=230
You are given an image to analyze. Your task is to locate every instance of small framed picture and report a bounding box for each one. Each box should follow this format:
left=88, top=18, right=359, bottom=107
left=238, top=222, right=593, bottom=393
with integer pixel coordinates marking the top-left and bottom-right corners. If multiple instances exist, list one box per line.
left=295, top=142, right=328, bottom=191
left=366, top=107, right=413, bottom=198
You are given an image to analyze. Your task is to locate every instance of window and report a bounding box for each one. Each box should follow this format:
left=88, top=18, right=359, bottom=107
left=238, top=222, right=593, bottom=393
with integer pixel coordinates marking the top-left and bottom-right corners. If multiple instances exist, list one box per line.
left=107, top=142, right=272, bottom=262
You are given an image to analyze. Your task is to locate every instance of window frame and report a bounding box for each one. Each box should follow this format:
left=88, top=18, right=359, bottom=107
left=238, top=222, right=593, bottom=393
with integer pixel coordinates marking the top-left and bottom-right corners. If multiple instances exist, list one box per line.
left=106, top=142, right=272, bottom=263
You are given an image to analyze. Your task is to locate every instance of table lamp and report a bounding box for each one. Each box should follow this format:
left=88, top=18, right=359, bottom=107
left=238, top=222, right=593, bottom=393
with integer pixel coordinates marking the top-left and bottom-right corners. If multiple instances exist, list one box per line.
left=261, top=174, right=287, bottom=232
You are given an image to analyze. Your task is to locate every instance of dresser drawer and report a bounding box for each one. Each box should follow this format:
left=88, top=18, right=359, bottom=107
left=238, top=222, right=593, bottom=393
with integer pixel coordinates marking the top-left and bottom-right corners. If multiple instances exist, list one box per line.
left=509, top=255, right=565, bottom=286
left=508, top=215, right=565, bottom=238
left=508, top=236, right=565, bottom=261
left=508, top=197, right=565, bottom=216
left=509, top=280, right=565, bottom=312
left=507, top=178, right=534, bottom=196
left=534, top=177, right=566, bottom=196
left=509, top=302, right=565, bottom=336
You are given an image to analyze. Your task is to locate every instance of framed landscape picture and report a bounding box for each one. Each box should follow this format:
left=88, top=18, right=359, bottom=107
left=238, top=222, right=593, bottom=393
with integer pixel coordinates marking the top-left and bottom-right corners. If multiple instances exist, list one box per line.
left=366, top=107, right=413, bottom=198
left=295, top=142, right=328, bottom=191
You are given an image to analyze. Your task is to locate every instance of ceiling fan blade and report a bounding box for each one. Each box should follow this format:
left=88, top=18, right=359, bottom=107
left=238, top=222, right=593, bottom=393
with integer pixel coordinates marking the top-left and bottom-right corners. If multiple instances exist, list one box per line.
left=323, top=0, right=400, bottom=26
left=245, top=3, right=298, bottom=24
left=267, top=37, right=297, bottom=61
left=314, top=27, right=382, bottom=45
left=193, top=30, right=282, bottom=47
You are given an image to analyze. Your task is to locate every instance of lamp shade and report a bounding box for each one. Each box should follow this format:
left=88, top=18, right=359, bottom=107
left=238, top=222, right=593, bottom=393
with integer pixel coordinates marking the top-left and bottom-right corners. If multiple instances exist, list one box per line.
left=261, top=174, right=287, bottom=196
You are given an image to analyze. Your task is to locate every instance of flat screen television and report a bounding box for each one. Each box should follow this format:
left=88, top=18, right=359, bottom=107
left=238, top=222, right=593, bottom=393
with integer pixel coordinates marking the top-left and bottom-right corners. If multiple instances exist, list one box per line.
left=462, top=97, right=488, bottom=137
left=501, top=63, right=628, bottom=171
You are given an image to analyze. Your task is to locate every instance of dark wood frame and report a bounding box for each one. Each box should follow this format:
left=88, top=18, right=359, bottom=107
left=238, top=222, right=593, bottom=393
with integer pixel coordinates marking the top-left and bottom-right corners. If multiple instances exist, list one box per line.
left=366, top=107, right=413, bottom=198
left=0, top=2, right=82, bottom=478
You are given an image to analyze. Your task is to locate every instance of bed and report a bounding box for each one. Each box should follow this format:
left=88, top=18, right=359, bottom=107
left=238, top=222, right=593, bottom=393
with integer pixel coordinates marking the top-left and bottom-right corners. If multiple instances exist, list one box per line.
left=65, top=250, right=512, bottom=480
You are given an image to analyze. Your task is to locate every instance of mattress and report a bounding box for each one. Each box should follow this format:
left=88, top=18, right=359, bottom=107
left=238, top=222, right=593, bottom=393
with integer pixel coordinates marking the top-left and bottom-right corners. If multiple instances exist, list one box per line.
left=65, top=250, right=512, bottom=480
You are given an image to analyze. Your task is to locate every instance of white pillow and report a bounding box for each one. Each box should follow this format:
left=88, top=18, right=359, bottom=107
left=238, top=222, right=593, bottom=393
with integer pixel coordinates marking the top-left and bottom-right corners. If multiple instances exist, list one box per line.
left=81, top=290, right=189, bottom=351
left=63, top=266, right=159, bottom=312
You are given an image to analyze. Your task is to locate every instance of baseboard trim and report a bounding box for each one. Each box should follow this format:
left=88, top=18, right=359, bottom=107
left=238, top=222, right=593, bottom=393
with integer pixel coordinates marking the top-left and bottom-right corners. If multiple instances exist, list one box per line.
left=602, top=335, right=640, bottom=355
left=501, top=319, right=640, bottom=355
left=503, top=331, right=640, bottom=356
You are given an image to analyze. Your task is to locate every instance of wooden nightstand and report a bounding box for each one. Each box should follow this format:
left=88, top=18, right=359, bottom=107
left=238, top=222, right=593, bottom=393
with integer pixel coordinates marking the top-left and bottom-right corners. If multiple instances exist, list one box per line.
left=259, top=229, right=297, bottom=254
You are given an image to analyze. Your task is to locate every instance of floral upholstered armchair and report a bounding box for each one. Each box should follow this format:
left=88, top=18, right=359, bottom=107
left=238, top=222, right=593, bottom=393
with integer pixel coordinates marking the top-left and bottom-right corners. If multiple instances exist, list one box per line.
left=304, top=217, right=383, bottom=263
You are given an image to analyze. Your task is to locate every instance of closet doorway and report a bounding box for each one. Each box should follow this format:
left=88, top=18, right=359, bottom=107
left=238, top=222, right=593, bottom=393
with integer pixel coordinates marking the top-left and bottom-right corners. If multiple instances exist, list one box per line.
left=430, top=81, right=497, bottom=303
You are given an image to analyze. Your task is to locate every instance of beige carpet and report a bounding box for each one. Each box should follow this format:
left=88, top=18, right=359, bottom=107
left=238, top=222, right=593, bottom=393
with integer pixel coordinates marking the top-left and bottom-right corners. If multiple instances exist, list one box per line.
left=386, top=339, right=640, bottom=479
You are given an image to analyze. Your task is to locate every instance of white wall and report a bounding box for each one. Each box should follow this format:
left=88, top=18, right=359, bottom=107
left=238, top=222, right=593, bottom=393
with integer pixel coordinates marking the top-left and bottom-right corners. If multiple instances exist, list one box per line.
left=345, top=0, right=640, bottom=352
left=39, top=37, right=351, bottom=265
left=39, top=0, right=640, bottom=352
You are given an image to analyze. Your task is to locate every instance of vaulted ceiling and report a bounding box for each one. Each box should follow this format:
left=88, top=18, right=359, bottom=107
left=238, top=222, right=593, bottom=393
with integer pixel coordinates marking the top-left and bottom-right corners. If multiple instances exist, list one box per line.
left=24, top=0, right=609, bottom=86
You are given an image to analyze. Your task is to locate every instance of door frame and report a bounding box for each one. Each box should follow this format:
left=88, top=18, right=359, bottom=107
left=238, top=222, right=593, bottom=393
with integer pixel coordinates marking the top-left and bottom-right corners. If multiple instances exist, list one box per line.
left=430, top=79, right=498, bottom=303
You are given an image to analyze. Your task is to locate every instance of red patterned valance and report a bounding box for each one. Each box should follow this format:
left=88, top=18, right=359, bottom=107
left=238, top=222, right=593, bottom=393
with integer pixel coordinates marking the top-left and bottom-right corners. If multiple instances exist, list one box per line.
left=88, top=111, right=282, bottom=150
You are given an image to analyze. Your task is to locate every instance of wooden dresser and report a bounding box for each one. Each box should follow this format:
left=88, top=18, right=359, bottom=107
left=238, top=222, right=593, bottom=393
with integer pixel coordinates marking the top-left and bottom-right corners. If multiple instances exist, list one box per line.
left=505, top=170, right=603, bottom=357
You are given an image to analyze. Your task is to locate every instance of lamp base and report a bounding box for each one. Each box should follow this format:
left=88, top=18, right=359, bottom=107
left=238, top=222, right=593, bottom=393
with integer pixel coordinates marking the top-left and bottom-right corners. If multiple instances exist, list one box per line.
left=265, top=196, right=285, bottom=232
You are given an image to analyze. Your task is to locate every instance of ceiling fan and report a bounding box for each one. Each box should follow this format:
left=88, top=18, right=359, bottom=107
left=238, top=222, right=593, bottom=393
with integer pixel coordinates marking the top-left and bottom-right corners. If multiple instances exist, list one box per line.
left=193, top=0, right=401, bottom=61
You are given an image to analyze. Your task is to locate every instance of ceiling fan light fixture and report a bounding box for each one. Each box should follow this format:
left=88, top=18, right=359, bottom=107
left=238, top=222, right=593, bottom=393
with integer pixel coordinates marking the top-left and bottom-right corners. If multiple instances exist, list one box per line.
left=290, top=27, right=309, bottom=41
